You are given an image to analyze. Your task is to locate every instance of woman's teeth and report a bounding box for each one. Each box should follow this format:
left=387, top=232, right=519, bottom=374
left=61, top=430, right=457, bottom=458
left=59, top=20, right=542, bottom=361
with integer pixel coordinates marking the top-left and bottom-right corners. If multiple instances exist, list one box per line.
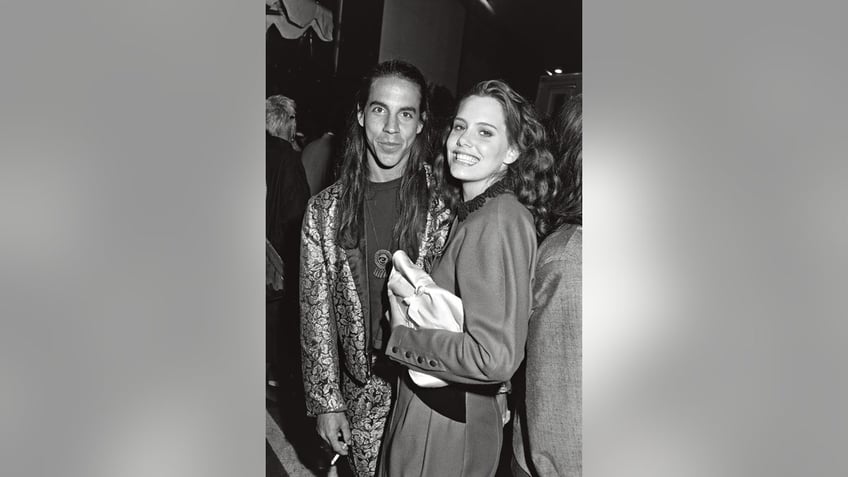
left=453, top=152, right=478, bottom=165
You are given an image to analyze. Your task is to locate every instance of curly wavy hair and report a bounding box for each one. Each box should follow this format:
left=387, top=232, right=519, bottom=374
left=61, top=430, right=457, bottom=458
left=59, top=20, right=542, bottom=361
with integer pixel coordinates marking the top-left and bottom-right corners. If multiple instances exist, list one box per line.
left=334, top=60, right=434, bottom=261
left=550, top=94, right=582, bottom=227
left=433, top=79, right=560, bottom=239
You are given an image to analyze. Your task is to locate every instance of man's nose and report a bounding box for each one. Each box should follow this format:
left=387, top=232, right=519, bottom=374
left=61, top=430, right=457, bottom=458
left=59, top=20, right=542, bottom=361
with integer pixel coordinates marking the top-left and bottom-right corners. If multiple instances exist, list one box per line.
left=383, top=115, right=399, bottom=134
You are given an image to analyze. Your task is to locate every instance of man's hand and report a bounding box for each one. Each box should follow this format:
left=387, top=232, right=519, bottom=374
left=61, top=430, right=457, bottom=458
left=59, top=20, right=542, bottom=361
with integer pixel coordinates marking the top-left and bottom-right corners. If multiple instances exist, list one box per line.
left=316, top=412, right=351, bottom=456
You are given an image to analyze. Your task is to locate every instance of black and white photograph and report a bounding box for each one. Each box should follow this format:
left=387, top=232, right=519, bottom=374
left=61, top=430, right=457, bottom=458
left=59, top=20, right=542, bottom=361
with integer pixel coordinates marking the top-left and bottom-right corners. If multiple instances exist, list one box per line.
left=265, top=0, right=581, bottom=475
left=9, top=1, right=848, bottom=476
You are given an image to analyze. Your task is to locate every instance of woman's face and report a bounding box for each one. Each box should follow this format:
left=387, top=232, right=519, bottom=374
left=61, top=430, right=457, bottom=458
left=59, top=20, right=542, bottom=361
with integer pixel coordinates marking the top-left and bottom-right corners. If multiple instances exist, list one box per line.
left=446, top=95, right=518, bottom=200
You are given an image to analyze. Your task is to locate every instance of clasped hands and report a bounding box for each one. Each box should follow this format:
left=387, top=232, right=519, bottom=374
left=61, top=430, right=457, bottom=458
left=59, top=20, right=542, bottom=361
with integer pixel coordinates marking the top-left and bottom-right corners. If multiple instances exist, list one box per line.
left=386, top=250, right=464, bottom=388
left=386, top=250, right=463, bottom=332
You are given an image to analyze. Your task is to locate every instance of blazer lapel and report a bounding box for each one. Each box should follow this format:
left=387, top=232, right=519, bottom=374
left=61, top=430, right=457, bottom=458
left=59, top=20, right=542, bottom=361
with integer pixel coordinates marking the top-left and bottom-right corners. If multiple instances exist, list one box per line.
left=342, top=244, right=370, bottom=353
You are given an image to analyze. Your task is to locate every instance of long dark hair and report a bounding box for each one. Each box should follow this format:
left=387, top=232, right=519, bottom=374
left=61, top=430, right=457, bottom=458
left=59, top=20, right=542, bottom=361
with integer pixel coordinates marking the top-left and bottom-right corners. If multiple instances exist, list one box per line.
left=550, top=94, right=582, bottom=227
left=434, top=79, right=559, bottom=239
left=335, top=60, right=433, bottom=261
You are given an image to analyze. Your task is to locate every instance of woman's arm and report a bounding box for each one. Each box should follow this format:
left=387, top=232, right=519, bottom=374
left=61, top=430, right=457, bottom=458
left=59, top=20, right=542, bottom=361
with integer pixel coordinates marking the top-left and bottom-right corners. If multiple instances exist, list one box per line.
left=386, top=202, right=536, bottom=385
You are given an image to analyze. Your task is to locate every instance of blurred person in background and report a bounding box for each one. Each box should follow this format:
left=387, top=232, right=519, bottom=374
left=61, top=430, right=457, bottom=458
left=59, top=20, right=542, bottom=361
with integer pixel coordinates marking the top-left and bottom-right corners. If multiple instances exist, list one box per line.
left=301, top=100, right=346, bottom=197
left=425, top=83, right=457, bottom=166
left=511, top=94, right=582, bottom=477
left=266, top=94, right=310, bottom=392
left=379, top=79, right=558, bottom=477
left=299, top=60, right=451, bottom=477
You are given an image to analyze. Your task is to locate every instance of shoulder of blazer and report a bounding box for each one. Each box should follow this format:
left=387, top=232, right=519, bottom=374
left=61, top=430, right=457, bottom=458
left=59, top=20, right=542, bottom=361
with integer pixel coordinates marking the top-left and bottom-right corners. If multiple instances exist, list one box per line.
left=304, top=181, right=344, bottom=228
left=309, top=180, right=343, bottom=208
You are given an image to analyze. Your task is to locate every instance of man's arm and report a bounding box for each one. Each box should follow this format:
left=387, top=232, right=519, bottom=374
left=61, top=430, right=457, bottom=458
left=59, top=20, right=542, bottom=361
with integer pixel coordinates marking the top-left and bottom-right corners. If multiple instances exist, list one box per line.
left=299, top=201, right=346, bottom=416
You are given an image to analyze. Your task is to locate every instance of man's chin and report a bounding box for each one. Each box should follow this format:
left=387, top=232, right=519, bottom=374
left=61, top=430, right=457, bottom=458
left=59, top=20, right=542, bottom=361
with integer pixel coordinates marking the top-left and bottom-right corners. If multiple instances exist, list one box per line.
left=374, top=153, right=407, bottom=170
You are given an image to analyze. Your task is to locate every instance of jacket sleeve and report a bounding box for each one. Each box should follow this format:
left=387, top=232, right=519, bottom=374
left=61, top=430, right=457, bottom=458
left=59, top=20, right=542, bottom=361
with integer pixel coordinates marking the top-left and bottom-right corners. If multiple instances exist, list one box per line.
left=299, top=199, right=346, bottom=415
left=386, top=205, right=535, bottom=385
left=524, top=230, right=582, bottom=476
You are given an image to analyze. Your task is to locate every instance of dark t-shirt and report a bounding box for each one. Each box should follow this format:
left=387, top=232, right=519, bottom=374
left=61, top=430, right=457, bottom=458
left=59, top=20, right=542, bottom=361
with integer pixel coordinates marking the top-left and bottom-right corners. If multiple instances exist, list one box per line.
left=363, top=177, right=401, bottom=351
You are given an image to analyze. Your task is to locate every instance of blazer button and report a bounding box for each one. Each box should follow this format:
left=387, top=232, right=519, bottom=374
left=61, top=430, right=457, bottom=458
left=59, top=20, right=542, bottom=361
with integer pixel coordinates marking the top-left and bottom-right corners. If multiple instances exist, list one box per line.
left=429, top=360, right=437, bottom=367
left=405, top=351, right=412, bottom=358
left=391, top=346, right=399, bottom=354
left=417, top=356, right=424, bottom=364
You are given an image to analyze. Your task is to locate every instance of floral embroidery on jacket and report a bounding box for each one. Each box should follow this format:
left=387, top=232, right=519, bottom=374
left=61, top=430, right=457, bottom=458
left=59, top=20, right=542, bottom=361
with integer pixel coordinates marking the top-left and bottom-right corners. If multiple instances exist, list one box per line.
left=299, top=165, right=451, bottom=416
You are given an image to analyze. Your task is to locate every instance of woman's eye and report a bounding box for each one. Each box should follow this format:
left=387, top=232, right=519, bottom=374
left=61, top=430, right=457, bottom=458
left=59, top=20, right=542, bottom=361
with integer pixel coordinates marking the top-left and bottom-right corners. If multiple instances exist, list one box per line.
left=452, top=124, right=464, bottom=131
left=479, top=129, right=493, bottom=137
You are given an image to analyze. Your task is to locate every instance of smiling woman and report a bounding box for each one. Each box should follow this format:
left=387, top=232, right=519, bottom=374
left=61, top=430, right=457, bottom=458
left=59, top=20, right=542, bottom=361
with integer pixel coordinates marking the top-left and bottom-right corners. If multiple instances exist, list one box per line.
left=447, top=95, right=519, bottom=200
left=378, top=79, right=558, bottom=477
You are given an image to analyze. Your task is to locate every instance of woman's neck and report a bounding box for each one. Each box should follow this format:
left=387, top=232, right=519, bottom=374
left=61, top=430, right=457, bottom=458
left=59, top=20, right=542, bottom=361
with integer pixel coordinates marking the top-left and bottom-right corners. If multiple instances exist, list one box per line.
left=461, top=175, right=502, bottom=202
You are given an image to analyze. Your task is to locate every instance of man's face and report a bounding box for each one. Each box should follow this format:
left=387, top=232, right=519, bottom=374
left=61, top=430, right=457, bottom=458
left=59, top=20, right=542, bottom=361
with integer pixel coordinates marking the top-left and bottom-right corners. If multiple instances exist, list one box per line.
left=357, top=76, right=424, bottom=181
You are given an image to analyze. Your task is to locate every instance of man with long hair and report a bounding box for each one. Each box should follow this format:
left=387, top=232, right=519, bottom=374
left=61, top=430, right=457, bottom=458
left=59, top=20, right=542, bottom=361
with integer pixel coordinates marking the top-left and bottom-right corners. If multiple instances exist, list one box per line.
left=299, top=60, right=451, bottom=476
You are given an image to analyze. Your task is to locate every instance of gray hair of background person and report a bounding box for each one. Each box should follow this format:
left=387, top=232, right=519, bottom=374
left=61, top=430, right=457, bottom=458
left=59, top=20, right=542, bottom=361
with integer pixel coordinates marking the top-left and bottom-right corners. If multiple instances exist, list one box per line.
left=266, top=95, right=297, bottom=141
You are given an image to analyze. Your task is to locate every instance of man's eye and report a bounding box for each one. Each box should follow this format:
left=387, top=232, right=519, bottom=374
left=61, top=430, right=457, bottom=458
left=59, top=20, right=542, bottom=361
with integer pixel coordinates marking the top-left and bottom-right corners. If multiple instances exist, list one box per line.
left=372, top=106, right=385, bottom=113
left=401, top=112, right=414, bottom=119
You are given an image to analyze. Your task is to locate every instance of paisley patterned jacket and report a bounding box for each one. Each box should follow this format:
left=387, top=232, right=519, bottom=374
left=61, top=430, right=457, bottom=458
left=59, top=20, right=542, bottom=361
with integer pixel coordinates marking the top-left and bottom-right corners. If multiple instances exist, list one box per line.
left=299, top=166, right=451, bottom=416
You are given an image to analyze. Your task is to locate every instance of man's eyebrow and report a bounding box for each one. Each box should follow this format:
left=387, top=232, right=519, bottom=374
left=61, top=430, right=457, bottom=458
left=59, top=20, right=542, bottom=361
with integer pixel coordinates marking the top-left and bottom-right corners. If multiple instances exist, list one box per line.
left=366, top=100, right=418, bottom=113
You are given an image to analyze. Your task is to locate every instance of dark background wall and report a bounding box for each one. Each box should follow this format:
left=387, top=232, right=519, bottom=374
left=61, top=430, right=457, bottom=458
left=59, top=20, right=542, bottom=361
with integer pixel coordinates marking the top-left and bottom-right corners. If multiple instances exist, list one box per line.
left=266, top=0, right=581, bottom=141
left=379, top=0, right=466, bottom=96
left=456, top=4, right=542, bottom=101
left=457, top=0, right=581, bottom=100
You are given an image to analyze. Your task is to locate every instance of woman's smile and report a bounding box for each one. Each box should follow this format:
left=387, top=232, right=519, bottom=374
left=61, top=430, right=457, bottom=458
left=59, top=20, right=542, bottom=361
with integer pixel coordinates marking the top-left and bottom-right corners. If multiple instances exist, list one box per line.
left=451, top=151, right=480, bottom=166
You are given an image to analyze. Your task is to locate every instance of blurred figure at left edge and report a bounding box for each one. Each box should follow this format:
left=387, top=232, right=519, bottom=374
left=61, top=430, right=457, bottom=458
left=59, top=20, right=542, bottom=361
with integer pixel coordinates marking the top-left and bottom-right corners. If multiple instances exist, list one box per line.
left=266, top=94, right=310, bottom=394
